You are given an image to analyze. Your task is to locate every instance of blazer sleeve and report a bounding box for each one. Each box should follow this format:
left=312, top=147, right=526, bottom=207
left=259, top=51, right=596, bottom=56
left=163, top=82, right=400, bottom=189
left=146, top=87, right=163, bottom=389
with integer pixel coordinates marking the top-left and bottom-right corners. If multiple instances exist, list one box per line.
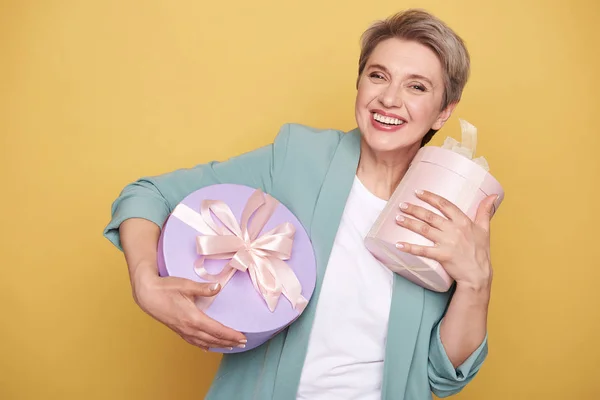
left=427, top=317, right=488, bottom=398
left=103, top=124, right=292, bottom=251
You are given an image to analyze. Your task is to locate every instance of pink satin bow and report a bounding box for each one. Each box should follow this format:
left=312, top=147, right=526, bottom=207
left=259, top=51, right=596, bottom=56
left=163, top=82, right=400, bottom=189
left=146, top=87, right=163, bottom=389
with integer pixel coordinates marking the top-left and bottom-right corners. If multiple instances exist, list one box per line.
left=191, top=189, right=308, bottom=313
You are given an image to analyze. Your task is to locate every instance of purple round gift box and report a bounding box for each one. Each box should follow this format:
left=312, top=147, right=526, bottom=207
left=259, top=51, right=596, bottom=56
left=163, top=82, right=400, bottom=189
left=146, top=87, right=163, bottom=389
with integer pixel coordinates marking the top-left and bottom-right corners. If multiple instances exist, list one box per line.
left=157, top=184, right=317, bottom=353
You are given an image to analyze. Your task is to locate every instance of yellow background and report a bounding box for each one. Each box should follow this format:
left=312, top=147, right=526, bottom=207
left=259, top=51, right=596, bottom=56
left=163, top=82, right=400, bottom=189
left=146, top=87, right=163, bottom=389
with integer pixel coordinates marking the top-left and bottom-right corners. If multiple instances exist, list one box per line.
left=1, top=0, right=599, bottom=399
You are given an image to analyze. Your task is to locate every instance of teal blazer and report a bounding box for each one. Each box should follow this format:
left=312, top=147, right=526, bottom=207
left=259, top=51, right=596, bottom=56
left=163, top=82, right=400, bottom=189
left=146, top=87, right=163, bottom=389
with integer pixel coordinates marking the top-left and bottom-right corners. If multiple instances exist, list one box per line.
left=103, top=123, right=488, bottom=400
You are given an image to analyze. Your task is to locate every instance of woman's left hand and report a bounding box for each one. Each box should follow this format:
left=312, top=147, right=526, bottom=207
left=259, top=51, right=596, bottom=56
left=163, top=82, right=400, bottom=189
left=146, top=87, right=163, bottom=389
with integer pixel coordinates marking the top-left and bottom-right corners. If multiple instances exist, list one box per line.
left=395, top=190, right=498, bottom=291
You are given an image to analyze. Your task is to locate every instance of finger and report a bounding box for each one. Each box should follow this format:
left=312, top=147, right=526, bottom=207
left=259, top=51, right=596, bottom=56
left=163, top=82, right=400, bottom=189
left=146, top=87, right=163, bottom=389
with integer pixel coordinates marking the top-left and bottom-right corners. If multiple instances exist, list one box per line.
left=395, top=241, right=446, bottom=261
left=178, top=280, right=247, bottom=345
left=180, top=311, right=246, bottom=348
left=474, top=194, right=498, bottom=233
left=181, top=335, right=210, bottom=351
left=415, top=189, right=468, bottom=225
left=196, top=313, right=247, bottom=345
left=195, top=330, right=247, bottom=350
left=180, top=280, right=222, bottom=298
left=399, top=201, right=448, bottom=230
left=396, top=214, right=443, bottom=243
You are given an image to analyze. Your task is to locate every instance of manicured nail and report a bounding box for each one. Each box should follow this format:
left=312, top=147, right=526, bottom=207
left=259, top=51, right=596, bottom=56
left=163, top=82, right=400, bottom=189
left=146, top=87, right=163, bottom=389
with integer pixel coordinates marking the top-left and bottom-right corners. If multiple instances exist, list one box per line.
left=396, top=215, right=405, bottom=223
left=415, top=189, right=424, bottom=196
left=396, top=243, right=405, bottom=249
left=227, top=347, right=233, bottom=350
left=399, top=202, right=408, bottom=210
left=237, top=344, right=246, bottom=349
left=239, top=339, right=247, bottom=344
left=210, top=283, right=220, bottom=291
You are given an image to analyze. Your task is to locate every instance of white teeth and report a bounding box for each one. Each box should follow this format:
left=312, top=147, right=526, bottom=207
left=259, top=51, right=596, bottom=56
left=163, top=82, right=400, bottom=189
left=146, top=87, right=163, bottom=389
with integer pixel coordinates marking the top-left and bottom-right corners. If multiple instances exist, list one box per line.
left=373, top=113, right=404, bottom=125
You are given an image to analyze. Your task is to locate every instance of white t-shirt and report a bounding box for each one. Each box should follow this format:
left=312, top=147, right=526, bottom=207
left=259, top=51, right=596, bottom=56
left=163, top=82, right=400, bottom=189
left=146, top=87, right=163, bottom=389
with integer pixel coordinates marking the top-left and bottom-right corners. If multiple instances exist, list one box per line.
left=296, top=176, right=394, bottom=400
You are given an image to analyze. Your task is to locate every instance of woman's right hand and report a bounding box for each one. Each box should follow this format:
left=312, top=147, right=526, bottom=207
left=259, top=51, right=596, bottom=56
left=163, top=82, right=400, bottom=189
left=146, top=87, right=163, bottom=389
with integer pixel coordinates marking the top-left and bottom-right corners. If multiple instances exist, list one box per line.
left=131, top=265, right=248, bottom=351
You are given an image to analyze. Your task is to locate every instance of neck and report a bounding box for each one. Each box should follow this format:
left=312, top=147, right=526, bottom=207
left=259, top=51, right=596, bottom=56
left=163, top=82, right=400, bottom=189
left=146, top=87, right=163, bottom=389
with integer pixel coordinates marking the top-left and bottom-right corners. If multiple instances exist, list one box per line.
left=356, top=137, right=420, bottom=201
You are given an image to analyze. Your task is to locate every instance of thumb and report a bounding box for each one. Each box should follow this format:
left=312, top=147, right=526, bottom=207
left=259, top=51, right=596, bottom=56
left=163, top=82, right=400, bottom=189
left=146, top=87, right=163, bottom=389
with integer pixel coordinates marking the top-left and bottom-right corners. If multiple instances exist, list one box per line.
left=474, top=194, right=498, bottom=232
left=181, top=280, right=221, bottom=298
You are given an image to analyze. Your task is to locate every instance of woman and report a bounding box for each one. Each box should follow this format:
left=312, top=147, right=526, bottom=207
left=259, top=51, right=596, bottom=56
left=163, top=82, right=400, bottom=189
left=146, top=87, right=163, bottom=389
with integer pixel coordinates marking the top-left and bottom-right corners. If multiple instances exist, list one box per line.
left=104, top=9, right=496, bottom=400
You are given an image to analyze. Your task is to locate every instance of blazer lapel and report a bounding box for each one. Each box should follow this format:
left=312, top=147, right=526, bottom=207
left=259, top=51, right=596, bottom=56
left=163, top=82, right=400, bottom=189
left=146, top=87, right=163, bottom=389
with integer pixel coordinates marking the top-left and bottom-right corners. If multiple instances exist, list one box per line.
left=272, top=128, right=361, bottom=399
left=382, top=275, right=424, bottom=400
left=308, top=128, right=362, bottom=275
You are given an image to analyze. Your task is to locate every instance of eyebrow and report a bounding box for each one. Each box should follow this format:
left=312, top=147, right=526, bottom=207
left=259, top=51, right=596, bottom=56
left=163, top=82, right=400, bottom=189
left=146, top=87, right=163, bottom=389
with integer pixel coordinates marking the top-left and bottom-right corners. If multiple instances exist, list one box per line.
left=366, top=63, right=434, bottom=87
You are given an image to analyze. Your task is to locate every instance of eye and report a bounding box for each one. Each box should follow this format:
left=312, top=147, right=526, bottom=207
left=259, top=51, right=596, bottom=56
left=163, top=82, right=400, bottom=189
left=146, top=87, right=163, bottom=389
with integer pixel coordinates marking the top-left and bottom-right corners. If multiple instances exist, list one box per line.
left=369, top=72, right=385, bottom=80
left=411, top=84, right=427, bottom=92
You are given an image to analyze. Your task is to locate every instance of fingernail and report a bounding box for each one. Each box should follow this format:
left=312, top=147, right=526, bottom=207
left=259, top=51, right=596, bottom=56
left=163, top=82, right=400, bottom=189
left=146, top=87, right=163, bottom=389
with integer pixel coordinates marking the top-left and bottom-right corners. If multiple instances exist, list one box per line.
left=415, top=189, right=424, bottom=196
left=399, top=202, right=408, bottom=210
left=396, top=215, right=405, bottom=223
left=210, top=283, right=220, bottom=291
left=239, top=339, right=247, bottom=344
left=228, top=347, right=233, bottom=350
left=396, top=243, right=405, bottom=249
left=237, top=344, right=246, bottom=349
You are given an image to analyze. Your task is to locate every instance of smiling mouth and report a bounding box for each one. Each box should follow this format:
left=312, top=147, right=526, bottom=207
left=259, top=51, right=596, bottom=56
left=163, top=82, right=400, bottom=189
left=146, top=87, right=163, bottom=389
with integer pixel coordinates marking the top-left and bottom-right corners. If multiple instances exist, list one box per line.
left=372, top=112, right=405, bottom=126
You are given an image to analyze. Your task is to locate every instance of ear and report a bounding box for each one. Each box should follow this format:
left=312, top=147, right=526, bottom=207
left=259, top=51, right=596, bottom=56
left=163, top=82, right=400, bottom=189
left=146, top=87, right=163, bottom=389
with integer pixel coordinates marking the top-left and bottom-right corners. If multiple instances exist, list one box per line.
left=431, top=101, right=458, bottom=130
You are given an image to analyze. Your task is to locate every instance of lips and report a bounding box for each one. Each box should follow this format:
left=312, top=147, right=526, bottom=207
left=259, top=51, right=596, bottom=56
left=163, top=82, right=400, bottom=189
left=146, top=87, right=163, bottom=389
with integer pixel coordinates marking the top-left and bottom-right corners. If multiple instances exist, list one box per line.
left=370, top=110, right=407, bottom=132
left=372, top=109, right=406, bottom=121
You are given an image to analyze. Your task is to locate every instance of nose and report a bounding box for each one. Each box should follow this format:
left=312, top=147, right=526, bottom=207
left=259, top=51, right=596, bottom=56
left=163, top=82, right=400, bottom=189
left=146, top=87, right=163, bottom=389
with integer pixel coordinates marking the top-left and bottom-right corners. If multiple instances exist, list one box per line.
left=379, top=82, right=403, bottom=108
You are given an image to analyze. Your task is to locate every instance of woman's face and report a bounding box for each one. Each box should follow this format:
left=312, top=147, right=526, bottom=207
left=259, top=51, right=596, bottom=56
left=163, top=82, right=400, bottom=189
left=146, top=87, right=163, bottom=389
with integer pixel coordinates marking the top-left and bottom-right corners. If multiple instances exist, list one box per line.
left=355, top=38, right=455, bottom=155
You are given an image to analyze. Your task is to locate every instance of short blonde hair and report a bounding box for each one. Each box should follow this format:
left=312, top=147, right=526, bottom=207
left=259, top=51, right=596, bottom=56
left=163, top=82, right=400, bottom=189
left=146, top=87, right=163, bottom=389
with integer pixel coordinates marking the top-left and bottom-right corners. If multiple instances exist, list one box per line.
left=357, top=9, right=471, bottom=144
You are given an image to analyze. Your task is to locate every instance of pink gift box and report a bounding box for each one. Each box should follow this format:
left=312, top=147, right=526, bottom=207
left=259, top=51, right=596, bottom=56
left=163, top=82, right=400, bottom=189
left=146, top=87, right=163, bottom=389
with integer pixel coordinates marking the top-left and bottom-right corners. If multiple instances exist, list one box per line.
left=157, top=184, right=317, bottom=353
left=365, top=146, right=504, bottom=292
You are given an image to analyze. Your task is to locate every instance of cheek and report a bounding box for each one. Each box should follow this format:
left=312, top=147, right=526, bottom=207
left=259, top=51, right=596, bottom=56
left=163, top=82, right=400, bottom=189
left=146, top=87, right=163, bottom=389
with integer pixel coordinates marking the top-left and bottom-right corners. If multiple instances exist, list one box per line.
left=356, top=81, right=378, bottom=110
left=406, top=97, right=439, bottom=122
